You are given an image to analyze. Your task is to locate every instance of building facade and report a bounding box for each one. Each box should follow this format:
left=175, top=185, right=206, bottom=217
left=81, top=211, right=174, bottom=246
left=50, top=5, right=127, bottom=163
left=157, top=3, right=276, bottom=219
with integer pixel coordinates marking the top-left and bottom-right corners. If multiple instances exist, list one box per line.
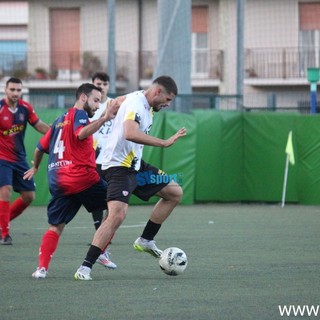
left=0, top=0, right=319, bottom=110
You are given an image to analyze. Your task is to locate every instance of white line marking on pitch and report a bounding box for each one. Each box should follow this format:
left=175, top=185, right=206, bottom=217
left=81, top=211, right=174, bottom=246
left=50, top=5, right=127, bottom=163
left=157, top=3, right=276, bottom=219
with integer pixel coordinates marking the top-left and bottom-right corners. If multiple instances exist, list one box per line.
left=34, top=223, right=146, bottom=230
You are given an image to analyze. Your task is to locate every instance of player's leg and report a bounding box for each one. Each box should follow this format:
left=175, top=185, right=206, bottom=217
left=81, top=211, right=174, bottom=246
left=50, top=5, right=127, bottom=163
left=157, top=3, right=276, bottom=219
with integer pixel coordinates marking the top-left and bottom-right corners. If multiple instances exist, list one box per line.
left=75, top=171, right=131, bottom=280
left=90, top=164, right=105, bottom=230
left=93, top=200, right=127, bottom=248
left=10, top=160, right=36, bottom=221
left=32, top=195, right=81, bottom=279
left=32, top=223, right=65, bottom=279
left=0, top=161, right=14, bottom=244
left=150, top=180, right=183, bottom=223
left=0, top=185, right=12, bottom=244
left=90, top=210, right=104, bottom=230
left=10, top=191, right=35, bottom=221
left=133, top=162, right=183, bottom=257
left=75, top=200, right=127, bottom=280
left=81, top=179, right=118, bottom=270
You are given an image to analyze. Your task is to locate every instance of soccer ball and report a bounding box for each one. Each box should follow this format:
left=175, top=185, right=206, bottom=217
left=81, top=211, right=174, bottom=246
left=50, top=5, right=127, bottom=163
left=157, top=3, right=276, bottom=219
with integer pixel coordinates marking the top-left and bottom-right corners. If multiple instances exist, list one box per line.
left=159, top=247, right=188, bottom=276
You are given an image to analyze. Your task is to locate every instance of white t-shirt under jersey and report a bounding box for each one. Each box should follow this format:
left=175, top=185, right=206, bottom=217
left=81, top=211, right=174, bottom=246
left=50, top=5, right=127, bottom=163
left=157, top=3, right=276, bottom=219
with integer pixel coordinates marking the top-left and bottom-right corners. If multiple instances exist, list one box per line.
left=101, top=91, right=153, bottom=171
left=91, top=98, right=114, bottom=165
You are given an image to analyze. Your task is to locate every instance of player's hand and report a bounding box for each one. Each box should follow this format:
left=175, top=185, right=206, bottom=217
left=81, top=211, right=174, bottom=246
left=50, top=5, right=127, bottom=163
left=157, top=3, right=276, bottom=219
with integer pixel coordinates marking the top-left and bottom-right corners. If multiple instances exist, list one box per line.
left=104, top=95, right=126, bottom=121
left=164, top=127, right=187, bottom=147
left=23, top=161, right=38, bottom=180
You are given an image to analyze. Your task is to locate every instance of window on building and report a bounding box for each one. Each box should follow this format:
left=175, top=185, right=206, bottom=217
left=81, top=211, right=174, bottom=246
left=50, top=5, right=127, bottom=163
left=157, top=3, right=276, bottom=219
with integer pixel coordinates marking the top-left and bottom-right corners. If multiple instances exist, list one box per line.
left=0, top=40, right=27, bottom=73
left=0, top=1, right=28, bottom=77
left=299, top=3, right=320, bottom=75
left=192, top=6, right=208, bottom=77
left=50, top=8, right=80, bottom=79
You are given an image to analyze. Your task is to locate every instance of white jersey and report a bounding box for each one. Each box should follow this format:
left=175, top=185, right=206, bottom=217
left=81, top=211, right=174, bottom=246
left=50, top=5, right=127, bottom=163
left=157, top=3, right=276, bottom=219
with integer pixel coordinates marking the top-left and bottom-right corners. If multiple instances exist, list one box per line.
left=91, top=98, right=114, bottom=165
left=101, top=91, right=153, bottom=171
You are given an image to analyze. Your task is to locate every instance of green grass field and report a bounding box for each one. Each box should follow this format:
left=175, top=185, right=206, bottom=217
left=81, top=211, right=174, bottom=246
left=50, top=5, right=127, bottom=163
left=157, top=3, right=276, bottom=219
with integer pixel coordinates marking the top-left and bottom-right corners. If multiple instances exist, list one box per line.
left=1, top=203, right=320, bottom=320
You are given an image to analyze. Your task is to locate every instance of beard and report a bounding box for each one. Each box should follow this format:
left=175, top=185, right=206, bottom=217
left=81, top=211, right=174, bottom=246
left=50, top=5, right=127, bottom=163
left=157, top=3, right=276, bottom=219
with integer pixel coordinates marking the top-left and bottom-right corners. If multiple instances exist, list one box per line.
left=84, top=101, right=94, bottom=118
left=153, top=104, right=166, bottom=112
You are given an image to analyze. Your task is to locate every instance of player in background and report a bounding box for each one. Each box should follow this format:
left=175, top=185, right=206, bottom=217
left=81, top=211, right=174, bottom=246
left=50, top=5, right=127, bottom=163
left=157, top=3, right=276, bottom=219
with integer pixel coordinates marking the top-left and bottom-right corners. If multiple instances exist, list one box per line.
left=75, top=76, right=187, bottom=280
left=90, top=72, right=113, bottom=231
left=0, top=77, right=49, bottom=245
left=89, top=72, right=116, bottom=267
left=24, top=83, right=121, bottom=279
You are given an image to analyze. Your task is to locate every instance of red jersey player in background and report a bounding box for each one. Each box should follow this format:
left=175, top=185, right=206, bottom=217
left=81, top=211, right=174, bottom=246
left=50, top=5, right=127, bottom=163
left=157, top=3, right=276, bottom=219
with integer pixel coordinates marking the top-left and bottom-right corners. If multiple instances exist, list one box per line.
left=0, top=77, right=49, bottom=245
left=23, top=83, right=122, bottom=279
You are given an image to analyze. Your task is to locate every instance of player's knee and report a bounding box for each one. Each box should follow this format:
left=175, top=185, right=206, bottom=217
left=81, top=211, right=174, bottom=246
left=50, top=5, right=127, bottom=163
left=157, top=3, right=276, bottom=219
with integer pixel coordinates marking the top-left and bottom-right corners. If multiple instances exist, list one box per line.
left=172, top=184, right=183, bottom=203
left=164, top=182, right=183, bottom=204
left=107, top=208, right=126, bottom=228
left=0, top=185, right=13, bottom=201
left=21, top=192, right=35, bottom=204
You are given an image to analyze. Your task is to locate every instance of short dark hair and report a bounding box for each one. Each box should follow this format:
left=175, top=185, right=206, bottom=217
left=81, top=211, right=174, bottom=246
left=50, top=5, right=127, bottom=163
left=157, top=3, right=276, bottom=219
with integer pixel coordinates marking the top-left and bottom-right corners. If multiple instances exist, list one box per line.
left=75, top=83, right=102, bottom=100
left=153, top=76, right=178, bottom=95
left=92, top=72, right=110, bottom=83
left=6, top=77, right=22, bottom=87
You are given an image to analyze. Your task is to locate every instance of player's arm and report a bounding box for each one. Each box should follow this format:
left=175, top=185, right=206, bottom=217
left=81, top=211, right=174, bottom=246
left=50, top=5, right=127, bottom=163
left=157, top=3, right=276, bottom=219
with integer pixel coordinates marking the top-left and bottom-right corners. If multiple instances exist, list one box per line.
left=124, top=119, right=187, bottom=147
left=78, top=97, right=124, bottom=140
left=26, top=102, right=50, bottom=134
left=24, top=129, right=50, bottom=180
left=101, top=95, right=125, bottom=120
left=34, top=119, right=50, bottom=134
left=23, top=147, right=45, bottom=180
left=78, top=116, right=110, bottom=140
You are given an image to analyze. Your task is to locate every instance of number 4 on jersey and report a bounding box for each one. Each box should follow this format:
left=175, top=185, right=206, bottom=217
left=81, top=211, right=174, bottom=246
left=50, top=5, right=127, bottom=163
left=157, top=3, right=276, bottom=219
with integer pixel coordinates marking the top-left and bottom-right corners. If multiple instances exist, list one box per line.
left=53, top=129, right=65, bottom=159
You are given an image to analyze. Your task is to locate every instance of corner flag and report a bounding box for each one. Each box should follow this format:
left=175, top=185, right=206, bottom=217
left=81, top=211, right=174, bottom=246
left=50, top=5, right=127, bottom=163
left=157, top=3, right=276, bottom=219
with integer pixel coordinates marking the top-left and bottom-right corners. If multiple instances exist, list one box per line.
left=282, top=130, right=295, bottom=207
left=285, top=131, right=295, bottom=165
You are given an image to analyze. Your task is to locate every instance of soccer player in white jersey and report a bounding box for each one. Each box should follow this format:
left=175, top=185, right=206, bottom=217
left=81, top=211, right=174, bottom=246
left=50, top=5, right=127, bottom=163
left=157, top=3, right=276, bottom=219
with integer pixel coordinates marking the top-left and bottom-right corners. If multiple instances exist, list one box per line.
left=91, top=72, right=113, bottom=230
left=75, top=76, right=187, bottom=280
left=89, top=72, right=116, bottom=270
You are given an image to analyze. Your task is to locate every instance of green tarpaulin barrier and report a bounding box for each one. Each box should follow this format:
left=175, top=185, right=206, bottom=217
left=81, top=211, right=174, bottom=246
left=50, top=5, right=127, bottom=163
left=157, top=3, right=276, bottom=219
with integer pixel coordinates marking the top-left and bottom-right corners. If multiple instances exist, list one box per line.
left=20, top=109, right=320, bottom=206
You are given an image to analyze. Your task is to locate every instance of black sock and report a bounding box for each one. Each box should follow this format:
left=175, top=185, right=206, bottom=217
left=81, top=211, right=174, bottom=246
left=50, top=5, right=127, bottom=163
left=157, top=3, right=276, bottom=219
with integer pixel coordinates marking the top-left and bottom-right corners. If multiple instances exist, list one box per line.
left=92, top=211, right=103, bottom=230
left=141, top=220, right=161, bottom=240
left=82, top=245, right=102, bottom=268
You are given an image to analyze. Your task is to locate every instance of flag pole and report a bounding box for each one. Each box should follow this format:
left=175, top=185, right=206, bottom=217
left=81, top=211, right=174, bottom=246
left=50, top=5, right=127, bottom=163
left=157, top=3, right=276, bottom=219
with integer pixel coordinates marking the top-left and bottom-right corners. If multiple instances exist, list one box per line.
left=282, top=130, right=295, bottom=207
left=281, top=154, right=290, bottom=207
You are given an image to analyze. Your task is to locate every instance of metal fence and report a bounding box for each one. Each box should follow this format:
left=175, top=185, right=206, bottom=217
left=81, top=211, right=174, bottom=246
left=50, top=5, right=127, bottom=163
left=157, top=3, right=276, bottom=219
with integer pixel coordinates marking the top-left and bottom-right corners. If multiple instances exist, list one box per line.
left=245, top=47, right=320, bottom=79
left=0, top=49, right=223, bottom=83
left=0, top=90, right=317, bottom=113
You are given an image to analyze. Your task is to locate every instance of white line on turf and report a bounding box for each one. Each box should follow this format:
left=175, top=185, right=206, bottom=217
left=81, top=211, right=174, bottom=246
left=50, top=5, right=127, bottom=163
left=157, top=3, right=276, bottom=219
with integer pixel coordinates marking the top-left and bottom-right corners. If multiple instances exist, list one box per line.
left=34, top=223, right=146, bottom=230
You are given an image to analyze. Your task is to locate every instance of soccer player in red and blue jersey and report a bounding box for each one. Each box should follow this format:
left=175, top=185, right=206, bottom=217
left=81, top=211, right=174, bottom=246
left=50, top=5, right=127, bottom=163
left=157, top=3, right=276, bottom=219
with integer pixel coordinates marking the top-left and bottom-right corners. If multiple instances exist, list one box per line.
left=23, top=83, right=121, bottom=278
left=0, top=77, right=49, bottom=245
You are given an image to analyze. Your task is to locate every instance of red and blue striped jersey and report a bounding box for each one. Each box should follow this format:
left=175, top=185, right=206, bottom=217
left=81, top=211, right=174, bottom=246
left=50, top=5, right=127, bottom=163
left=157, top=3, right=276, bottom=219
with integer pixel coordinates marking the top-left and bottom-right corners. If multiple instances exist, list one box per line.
left=0, top=99, right=40, bottom=162
left=38, top=107, right=100, bottom=196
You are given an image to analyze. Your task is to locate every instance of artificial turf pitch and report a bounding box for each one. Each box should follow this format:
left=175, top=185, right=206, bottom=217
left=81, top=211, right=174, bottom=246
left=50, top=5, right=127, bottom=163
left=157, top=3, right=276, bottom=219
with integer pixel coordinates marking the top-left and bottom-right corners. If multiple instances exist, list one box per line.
left=1, top=204, right=320, bottom=320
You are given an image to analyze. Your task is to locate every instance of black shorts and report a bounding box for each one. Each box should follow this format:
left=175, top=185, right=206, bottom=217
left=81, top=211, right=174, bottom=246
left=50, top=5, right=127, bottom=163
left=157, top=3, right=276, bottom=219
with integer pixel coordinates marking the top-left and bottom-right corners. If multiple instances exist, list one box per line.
left=103, top=160, right=169, bottom=203
left=47, top=179, right=108, bottom=225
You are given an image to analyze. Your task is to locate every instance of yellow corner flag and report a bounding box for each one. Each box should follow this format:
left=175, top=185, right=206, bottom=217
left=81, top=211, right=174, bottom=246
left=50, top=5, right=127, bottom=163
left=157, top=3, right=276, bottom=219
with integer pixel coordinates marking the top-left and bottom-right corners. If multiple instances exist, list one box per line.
left=285, top=131, right=295, bottom=165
